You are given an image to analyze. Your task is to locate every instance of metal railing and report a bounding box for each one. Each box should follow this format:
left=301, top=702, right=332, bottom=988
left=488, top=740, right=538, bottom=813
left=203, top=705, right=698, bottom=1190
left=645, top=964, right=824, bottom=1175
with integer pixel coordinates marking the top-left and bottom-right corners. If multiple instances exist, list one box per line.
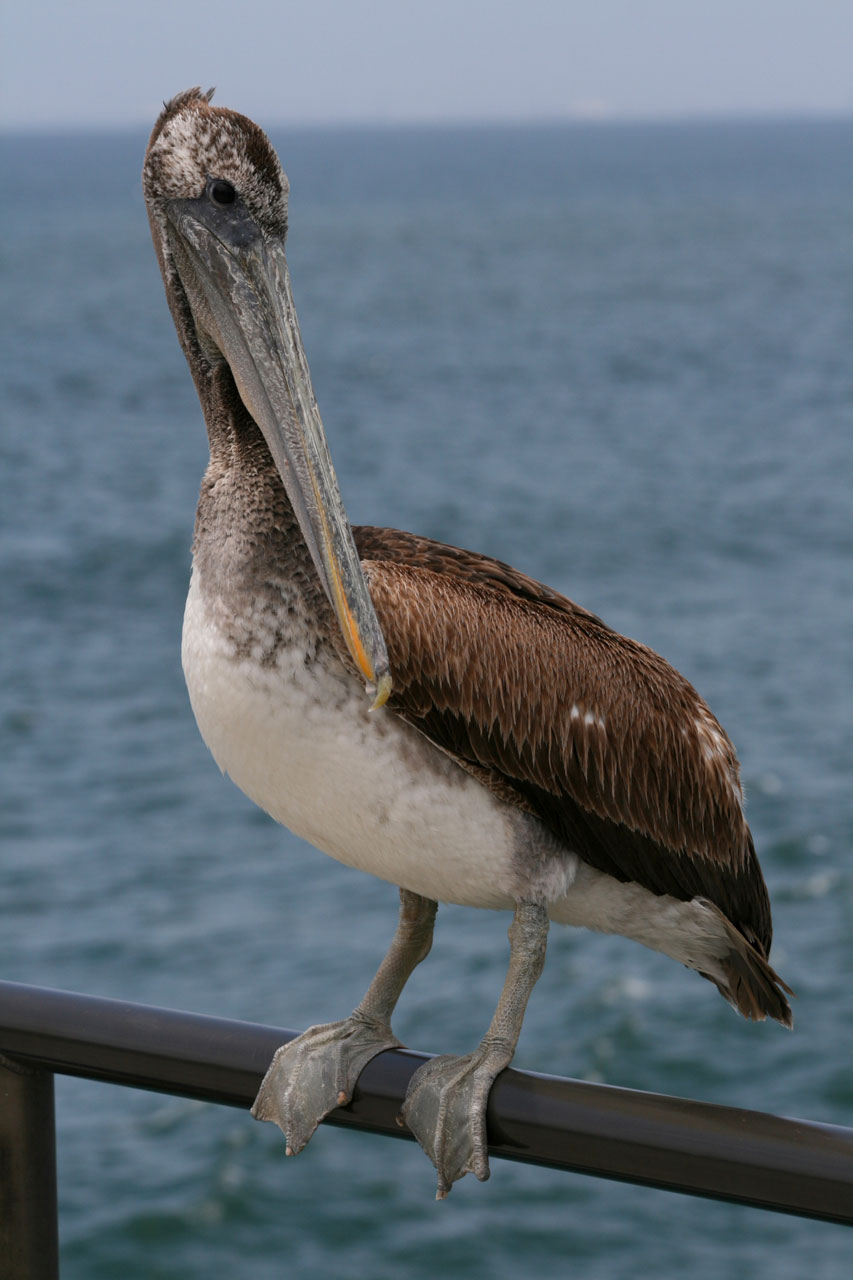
left=1, top=979, right=851, bottom=1277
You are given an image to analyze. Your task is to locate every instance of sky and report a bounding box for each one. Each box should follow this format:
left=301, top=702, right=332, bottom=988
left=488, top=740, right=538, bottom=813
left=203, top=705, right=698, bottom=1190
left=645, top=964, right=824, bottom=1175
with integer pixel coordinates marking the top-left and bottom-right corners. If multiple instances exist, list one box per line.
left=2, top=0, right=852, bottom=130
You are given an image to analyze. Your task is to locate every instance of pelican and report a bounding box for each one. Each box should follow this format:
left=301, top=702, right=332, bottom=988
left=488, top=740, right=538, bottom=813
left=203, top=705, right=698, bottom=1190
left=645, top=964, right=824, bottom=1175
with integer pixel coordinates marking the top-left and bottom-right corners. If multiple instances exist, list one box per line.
left=143, top=88, right=792, bottom=1198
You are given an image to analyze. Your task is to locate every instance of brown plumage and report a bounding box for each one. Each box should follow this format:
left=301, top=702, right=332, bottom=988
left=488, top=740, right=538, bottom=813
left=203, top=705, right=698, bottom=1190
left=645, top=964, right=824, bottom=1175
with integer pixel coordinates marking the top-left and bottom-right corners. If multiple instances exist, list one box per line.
left=355, top=526, right=792, bottom=1025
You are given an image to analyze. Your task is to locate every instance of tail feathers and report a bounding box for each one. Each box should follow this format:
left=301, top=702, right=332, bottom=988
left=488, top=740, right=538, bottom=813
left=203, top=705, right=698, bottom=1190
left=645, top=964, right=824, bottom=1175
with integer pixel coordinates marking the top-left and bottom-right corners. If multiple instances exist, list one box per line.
left=699, top=902, right=794, bottom=1028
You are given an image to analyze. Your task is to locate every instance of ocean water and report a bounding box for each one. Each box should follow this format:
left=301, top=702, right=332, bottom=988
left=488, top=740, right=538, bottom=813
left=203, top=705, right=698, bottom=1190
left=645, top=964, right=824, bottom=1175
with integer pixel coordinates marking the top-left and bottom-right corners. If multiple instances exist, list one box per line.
left=1, top=118, right=851, bottom=1276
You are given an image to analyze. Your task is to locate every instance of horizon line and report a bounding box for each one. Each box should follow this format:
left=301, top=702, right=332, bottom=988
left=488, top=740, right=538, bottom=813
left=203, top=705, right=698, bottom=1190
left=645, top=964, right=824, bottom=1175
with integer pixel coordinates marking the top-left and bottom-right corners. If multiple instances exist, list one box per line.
left=2, top=105, right=852, bottom=137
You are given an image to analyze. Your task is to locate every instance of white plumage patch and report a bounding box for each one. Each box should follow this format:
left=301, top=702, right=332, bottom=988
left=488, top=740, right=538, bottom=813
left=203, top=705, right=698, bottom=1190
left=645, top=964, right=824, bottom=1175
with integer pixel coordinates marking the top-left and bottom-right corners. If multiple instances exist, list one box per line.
left=550, top=861, right=733, bottom=978
left=182, top=570, right=521, bottom=910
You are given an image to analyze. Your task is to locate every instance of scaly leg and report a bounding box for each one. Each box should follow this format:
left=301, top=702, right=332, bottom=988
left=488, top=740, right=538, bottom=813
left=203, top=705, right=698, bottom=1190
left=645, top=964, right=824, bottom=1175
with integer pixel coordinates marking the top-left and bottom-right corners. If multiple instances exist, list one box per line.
left=252, top=888, right=437, bottom=1155
left=400, top=900, right=549, bottom=1198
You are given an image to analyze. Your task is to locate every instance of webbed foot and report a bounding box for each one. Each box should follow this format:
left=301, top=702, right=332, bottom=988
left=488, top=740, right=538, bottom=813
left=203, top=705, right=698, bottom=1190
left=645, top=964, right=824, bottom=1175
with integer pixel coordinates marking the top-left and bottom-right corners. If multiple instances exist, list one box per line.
left=251, top=1012, right=400, bottom=1155
left=399, top=1043, right=509, bottom=1199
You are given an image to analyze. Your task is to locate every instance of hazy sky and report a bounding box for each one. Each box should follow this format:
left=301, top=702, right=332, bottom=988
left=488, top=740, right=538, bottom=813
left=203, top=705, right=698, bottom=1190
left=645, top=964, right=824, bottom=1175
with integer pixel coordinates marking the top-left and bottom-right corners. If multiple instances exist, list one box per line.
left=3, top=0, right=851, bottom=129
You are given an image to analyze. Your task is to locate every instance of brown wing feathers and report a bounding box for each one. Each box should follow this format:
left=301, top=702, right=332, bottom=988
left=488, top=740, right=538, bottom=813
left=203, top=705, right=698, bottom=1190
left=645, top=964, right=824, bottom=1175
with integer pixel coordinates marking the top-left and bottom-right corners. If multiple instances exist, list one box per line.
left=355, top=526, right=774, bottom=957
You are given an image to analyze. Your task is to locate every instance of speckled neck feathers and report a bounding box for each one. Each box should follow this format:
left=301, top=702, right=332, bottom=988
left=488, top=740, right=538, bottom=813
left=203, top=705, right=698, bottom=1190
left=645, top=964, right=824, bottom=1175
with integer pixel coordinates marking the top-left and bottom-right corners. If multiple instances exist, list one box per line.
left=190, top=367, right=335, bottom=666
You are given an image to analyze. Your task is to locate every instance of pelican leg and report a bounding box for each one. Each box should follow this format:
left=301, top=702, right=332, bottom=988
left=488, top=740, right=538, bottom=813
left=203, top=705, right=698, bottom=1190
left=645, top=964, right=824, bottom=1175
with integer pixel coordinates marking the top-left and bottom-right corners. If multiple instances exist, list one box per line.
left=251, top=888, right=437, bottom=1155
left=400, top=900, right=549, bottom=1199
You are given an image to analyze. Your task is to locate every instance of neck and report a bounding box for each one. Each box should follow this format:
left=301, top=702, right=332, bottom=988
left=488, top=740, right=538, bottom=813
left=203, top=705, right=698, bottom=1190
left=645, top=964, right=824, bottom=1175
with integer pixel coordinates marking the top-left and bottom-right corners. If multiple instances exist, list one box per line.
left=190, top=361, right=334, bottom=647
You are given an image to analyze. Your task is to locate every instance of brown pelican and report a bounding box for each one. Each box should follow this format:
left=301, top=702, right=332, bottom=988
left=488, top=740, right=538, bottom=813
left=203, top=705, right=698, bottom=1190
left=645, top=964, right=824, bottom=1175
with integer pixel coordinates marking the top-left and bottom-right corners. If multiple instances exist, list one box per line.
left=143, top=88, right=792, bottom=1198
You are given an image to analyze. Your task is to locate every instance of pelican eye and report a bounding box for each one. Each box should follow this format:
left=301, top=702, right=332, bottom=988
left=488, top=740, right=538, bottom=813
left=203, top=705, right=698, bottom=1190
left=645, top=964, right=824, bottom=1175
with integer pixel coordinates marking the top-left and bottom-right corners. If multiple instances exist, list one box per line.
left=208, top=178, right=237, bottom=207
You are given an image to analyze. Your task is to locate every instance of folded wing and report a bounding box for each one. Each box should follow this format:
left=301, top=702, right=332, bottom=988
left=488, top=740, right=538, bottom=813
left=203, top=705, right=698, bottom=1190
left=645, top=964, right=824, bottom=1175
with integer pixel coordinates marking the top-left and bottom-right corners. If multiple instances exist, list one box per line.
left=354, top=525, right=773, bottom=956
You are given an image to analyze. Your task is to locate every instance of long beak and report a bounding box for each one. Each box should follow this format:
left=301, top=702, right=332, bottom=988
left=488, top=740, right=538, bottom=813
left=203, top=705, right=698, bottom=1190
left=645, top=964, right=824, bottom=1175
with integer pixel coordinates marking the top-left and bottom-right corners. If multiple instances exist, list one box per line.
left=165, top=197, right=391, bottom=708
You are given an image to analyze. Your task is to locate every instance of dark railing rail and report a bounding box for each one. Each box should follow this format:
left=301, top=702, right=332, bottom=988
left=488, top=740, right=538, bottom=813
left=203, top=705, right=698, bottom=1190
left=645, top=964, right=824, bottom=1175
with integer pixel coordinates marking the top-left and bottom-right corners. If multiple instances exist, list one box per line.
left=1, top=980, right=851, bottom=1277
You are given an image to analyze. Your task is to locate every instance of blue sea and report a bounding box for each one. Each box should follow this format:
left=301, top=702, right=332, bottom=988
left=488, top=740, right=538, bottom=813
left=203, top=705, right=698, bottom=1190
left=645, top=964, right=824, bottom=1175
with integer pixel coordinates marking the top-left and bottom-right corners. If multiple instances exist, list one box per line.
left=1, top=118, right=851, bottom=1277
